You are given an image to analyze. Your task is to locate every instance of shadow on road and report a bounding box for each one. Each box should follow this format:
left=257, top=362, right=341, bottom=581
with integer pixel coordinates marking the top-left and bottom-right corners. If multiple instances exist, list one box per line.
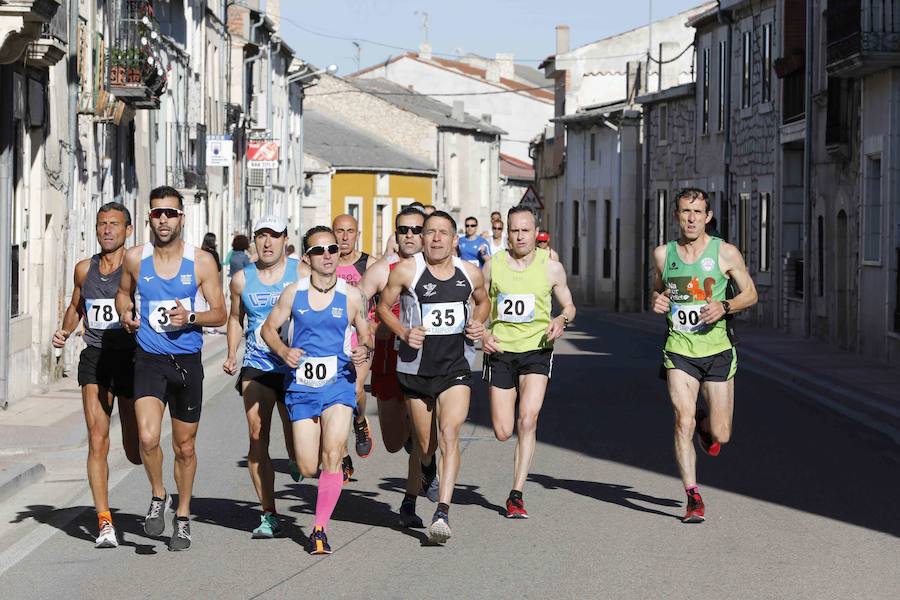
left=10, top=505, right=159, bottom=554
left=528, top=474, right=682, bottom=521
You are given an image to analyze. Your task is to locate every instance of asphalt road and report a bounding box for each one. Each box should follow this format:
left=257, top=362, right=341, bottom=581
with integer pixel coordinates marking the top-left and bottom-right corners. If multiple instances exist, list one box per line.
left=0, top=314, right=897, bottom=599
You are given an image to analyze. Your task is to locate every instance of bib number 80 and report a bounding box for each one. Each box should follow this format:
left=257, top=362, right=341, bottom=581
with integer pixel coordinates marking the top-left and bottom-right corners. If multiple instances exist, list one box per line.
left=295, top=356, right=337, bottom=388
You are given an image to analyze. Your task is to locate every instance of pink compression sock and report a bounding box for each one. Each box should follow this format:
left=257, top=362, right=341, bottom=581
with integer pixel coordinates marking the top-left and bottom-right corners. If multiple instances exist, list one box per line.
left=314, top=470, right=344, bottom=530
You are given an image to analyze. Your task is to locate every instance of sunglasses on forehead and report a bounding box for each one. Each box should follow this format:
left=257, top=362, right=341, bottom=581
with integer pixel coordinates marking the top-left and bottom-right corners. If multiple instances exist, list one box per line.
left=149, top=207, right=184, bottom=219
left=396, top=225, right=423, bottom=235
left=306, top=243, right=339, bottom=256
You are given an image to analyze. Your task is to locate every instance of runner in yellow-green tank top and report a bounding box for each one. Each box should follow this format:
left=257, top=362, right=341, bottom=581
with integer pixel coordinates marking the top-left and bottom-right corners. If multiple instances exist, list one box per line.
left=651, top=188, right=758, bottom=524
left=482, top=206, right=576, bottom=519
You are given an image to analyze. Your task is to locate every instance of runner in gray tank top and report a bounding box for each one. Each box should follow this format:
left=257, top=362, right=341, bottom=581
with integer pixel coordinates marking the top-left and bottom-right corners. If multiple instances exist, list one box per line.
left=52, top=202, right=141, bottom=549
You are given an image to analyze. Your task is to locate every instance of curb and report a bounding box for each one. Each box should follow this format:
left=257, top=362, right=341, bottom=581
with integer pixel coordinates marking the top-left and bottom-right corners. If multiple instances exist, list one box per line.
left=602, top=311, right=900, bottom=449
left=0, top=463, right=46, bottom=502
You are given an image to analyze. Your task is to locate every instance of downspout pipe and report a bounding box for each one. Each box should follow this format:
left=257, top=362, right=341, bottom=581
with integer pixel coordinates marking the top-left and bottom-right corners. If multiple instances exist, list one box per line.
left=718, top=4, right=733, bottom=242
left=0, top=65, right=12, bottom=409
left=802, top=0, right=814, bottom=337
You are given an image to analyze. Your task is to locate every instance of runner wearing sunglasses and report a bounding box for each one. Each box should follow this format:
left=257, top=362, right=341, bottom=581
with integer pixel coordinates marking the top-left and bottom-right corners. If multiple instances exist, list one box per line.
left=457, top=216, right=490, bottom=268
left=358, top=207, right=436, bottom=528
left=116, top=186, right=227, bottom=551
left=261, top=226, right=372, bottom=554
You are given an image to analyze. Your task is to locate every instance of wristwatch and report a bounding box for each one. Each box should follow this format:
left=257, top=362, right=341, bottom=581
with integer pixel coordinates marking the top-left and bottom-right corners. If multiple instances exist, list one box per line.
left=561, top=314, right=570, bottom=328
left=188, top=312, right=197, bottom=325
left=721, top=301, right=731, bottom=315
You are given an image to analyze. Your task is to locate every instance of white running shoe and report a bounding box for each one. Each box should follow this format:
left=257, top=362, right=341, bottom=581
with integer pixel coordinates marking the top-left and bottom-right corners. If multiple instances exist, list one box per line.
left=95, top=521, right=119, bottom=548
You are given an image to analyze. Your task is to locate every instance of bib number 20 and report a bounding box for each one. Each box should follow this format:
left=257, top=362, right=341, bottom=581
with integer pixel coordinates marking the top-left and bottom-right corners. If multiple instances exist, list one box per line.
left=497, top=293, right=535, bottom=323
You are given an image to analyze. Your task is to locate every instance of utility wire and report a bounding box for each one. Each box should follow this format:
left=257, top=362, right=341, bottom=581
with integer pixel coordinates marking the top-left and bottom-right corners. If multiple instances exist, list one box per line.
left=307, top=85, right=554, bottom=98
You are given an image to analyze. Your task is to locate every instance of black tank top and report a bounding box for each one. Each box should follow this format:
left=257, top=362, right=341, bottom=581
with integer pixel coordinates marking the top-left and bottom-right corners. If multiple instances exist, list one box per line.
left=353, top=252, right=369, bottom=277
left=80, top=254, right=135, bottom=350
left=397, top=254, right=475, bottom=376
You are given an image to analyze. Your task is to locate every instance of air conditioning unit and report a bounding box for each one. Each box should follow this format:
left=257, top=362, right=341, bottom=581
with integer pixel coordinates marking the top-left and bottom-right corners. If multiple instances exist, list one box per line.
left=250, top=92, right=267, bottom=129
left=248, top=168, right=266, bottom=188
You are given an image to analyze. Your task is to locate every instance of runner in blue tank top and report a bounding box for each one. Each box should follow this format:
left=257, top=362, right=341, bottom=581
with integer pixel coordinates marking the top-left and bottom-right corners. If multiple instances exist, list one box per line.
left=116, top=186, right=226, bottom=551
left=457, top=215, right=490, bottom=268
left=262, top=226, right=371, bottom=555
left=222, top=215, right=310, bottom=539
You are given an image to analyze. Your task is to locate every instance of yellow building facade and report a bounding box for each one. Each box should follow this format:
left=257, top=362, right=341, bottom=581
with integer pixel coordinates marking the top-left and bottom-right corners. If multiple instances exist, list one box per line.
left=330, top=172, right=434, bottom=256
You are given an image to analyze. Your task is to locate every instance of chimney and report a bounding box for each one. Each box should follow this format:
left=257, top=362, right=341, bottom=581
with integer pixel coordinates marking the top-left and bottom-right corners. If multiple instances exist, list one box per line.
left=658, top=42, right=680, bottom=90
left=419, top=42, right=432, bottom=60
left=495, top=53, right=514, bottom=80
left=555, top=25, right=570, bottom=55
left=452, top=101, right=465, bottom=122
left=486, top=61, right=500, bottom=83
left=626, top=60, right=645, bottom=103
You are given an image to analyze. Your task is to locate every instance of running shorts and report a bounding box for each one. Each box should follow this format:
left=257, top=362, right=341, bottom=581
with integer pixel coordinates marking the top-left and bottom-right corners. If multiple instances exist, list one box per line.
left=236, top=366, right=287, bottom=400
left=371, top=336, right=401, bottom=401
left=133, top=349, right=204, bottom=423
left=483, top=348, right=553, bottom=390
left=284, top=379, right=356, bottom=422
left=661, top=347, right=737, bottom=383
left=77, top=345, right=135, bottom=398
left=397, top=371, right=472, bottom=401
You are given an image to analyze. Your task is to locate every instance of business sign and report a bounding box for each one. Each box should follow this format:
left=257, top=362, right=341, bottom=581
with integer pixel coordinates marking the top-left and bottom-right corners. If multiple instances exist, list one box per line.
left=247, top=139, right=279, bottom=169
left=519, top=185, right=544, bottom=210
left=206, top=134, right=233, bottom=167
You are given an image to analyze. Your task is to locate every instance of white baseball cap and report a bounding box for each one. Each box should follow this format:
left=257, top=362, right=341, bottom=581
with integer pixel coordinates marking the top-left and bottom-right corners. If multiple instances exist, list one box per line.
left=253, top=215, right=288, bottom=234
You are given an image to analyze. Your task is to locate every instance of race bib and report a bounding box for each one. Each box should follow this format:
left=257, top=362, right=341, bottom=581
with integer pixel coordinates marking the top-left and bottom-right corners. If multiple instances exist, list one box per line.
left=421, top=302, right=466, bottom=335
left=253, top=322, right=291, bottom=352
left=295, top=355, right=338, bottom=388
left=671, top=304, right=707, bottom=333
left=85, top=299, right=121, bottom=330
left=148, top=298, right=192, bottom=333
left=497, top=293, right=535, bottom=323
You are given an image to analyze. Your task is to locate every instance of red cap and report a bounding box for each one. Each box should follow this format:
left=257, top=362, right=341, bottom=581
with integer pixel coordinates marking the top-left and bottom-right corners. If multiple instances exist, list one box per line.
left=536, top=232, right=550, bottom=242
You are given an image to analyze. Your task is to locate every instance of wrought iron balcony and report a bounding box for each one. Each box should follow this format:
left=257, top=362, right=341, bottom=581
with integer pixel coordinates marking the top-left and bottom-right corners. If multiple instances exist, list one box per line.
left=827, top=0, right=900, bottom=77
left=108, top=0, right=167, bottom=108
left=165, top=122, right=207, bottom=191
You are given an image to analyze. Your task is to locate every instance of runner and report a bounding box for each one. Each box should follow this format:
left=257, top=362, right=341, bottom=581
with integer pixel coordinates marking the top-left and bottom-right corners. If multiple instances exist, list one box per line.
left=535, top=231, right=560, bottom=261
left=377, top=210, right=490, bottom=544
left=222, top=215, right=310, bottom=539
left=261, top=226, right=372, bottom=554
left=457, top=216, right=490, bottom=268
left=487, top=218, right=507, bottom=257
left=52, top=202, right=141, bottom=548
left=481, top=206, right=576, bottom=519
left=651, top=187, right=757, bottom=523
left=116, top=186, right=227, bottom=551
left=332, top=214, right=376, bottom=480
left=359, top=207, right=435, bottom=528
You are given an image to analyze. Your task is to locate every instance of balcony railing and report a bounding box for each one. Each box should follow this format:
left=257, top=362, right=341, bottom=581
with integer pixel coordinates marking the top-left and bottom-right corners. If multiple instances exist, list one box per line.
left=108, top=0, right=167, bottom=107
left=827, top=0, right=900, bottom=76
left=782, top=71, right=805, bottom=124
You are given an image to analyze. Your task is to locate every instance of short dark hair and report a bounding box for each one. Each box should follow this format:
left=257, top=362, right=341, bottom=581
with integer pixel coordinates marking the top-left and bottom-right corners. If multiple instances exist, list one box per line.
left=395, top=206, right=426, bottom=228
left=303, top=225, right=335, bottom=252
left=507, top=205, right=536, bottom=224
left=97, top=201, right=132, bottom=227
left=674, top=188, right=710, bottom=212
left=149, top=185, right=184, bottom=208
left=424, top=210, right=457, bottom=233
left=232, top=234, right=250, bottom=251
left=464, top=216, right=478, bottom=225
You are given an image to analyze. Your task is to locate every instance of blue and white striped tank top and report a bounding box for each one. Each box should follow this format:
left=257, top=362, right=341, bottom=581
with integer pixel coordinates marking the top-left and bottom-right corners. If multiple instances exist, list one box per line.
left=241, top=257, right=300, bottom=372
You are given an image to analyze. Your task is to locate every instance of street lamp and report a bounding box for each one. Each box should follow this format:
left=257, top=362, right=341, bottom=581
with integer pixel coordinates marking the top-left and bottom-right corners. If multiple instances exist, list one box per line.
left=285, top=63, right=337, bottom=238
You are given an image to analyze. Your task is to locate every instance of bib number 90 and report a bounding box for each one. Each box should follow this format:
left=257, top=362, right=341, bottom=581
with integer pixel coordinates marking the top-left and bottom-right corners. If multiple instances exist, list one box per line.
left=671, top=304, right=706, bottom=333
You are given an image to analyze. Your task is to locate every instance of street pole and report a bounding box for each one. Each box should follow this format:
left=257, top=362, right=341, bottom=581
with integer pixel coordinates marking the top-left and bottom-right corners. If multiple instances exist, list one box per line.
left=0, top=66, right=12, bottom=410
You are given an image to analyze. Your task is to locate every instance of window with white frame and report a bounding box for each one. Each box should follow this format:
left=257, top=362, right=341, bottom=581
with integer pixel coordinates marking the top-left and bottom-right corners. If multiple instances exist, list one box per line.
left=759, top=192, right=771, bottom=272
left=739, top=192, right=751, bottom=257
left=718, top=41, right=726, bottom=131
left=762, top=22, right=773, bottom=103
left=742, top=29, right=752, bottom=108
left=657, top=189, right=668, bottom=246
left=702, top=47, right=710, bottom=134
left=864, top=156, right=882, bottom=263
left=345, top=197, right=363, bottom=251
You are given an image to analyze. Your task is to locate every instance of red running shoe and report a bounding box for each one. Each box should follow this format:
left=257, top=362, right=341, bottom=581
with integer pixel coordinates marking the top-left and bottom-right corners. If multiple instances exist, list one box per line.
left=682, top=490, right=705, bottom=523
left=505, top=497, right=529, bottom=519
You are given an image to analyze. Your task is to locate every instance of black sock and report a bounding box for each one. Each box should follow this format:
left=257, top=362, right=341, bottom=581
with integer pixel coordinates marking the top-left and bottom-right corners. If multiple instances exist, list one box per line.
left=421, top=459, right=437, bottom=479
left=176, top=516, right=189, bottom=522
left=436, top=502, right=450, bottom=515
left=509, top=489, right=523, bottom=501
left=152, top=495, right=164, bottom=502
left=402, top=493, right=417, bottom=506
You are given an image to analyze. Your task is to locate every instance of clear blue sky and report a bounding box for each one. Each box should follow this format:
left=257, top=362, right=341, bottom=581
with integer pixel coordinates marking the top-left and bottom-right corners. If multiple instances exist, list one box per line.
left=279, top=0, right=705, bottom=76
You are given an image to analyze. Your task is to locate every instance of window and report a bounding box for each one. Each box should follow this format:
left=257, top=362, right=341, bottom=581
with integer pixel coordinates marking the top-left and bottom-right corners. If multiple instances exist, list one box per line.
left=448, top=153, right=459, bottom=208
left=479, top=158, right=489, bottom=207
left=702, top=47, right=710, bottom=134
left=572, top=201, right=580, bottom=275
left=657, top=190, right=668, bottom=246
left=659, top=104, right=668, bottom=144
left=742, top=30, right=752, bottom=108
left=739, top=193, right=751, bottom=258
left=759, top=192, right=771, bottom=272
left=817, top=215, right=825, bottom=296
left=761, top=23, right=772, bottom=103
left=864, top=156, right=882, bottom=262
left=345, top=197, right=362, bottom=251
left=590, top=132, right=596, bottom=160
left=603, top=199, right=612, bottom=278
left=718, top=41, right=726, bottom=131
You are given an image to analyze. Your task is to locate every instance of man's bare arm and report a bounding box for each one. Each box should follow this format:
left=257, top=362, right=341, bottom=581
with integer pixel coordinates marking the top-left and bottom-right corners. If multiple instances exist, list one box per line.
left=223, top=271, right=246, bottom=374
left=376, top=258, right=415, bottom=341
left=261, top=284, right=299, bottom=365
left=52, top=260, right=90, bottom=347
left=116, top=247, right=142, bottom=331
left=194, top=250, right=227, bottom=327
left=720, top=243, right=758, bottom=313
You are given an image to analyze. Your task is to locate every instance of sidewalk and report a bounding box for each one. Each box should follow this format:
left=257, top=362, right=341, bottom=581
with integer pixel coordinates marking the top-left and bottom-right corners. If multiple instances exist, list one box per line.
left=594, top=308, right=900, bottom=448
left=0, top=335, right=229, bottom=501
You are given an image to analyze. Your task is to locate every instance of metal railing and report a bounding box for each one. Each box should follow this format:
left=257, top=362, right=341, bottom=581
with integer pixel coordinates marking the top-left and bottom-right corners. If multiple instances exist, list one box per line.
left=828, top=0, right=900, bottom=64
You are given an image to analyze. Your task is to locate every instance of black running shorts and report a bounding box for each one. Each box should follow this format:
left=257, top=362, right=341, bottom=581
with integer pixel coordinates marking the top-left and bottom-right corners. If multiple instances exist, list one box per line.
left=661, top=347, right=737, bottom=383
left=236, top=366, right=287, bottom=401
left=397, top=371, right=472, bottom=401
left=133, top=349, right=204, bottom=423
left=483, top=348, right=553, bottom=390
left=77, top=345, right=135, bottom=398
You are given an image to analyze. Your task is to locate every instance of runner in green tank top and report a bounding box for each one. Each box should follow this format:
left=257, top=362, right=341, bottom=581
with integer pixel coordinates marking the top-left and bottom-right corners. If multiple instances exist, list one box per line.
left=482, top=206, right=576, bottom=519
left=651, top=188, right=757, bottom=524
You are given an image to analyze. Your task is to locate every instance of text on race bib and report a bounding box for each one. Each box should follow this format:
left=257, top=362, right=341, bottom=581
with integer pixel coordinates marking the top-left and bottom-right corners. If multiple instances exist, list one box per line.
left=295, top=355, right=338, bottom=388
left=421, top=302, right=466, bottom=335
left=671, top=304, right=709, bottom=333
left=148, top=298, right=192, bottom=333
left=85, top=299, right=121, bottom=330
left=497, top=293, right=536, bottom=323
left=253, top=322, right=291, bottom=352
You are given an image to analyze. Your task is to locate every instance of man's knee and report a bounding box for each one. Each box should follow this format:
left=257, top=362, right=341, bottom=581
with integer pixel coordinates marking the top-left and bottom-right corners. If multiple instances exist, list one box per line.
left=674, top=413, right=695, bottom=438
left=88, top=428, right=110, bottom=455
left=712, top=422, right=731, bottom=444
left=139, top=429, right=161, bottom=453
left=173, top=438, right=196, bottom=461
left=517, top=411, right=539, bottom=435
left=493, top=423, right=513, bottom=442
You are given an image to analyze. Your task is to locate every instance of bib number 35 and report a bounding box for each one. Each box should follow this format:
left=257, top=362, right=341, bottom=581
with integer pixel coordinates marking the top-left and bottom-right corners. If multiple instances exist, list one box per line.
left=421, top=302, right=466, bottom=335
left=148, top=298, right=192, bottom=333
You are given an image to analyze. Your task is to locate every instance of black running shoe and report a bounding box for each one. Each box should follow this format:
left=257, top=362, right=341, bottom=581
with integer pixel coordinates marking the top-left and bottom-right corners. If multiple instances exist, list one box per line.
left=399, top=499, right=424, bottom=529
left=168, top=516, right=192, bottom=551
left=354, top=416, right=374, bottom=458
left=428, top=510, right=451, bottom=544
left=143, top=494, right=171, bottom=536
left=308, top=526, right=332, bottom=555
